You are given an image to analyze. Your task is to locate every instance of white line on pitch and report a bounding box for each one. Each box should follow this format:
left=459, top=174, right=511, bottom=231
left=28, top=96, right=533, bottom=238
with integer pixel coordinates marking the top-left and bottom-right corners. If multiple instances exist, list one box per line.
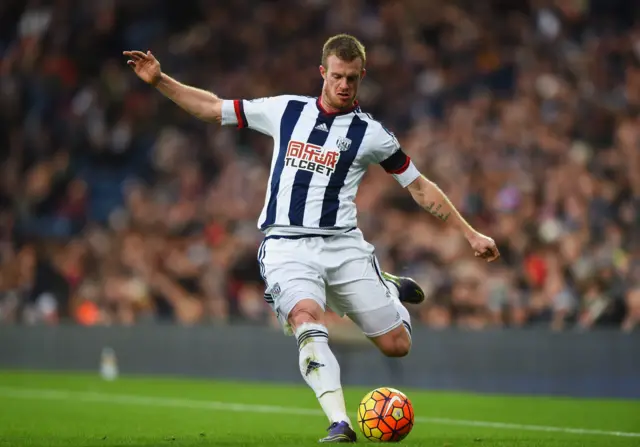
left=0, top=387, right=638, bottom=438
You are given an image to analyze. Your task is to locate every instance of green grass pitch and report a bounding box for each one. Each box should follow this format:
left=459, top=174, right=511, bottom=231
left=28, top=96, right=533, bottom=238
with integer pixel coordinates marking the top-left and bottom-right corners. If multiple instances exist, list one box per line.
left=0, top=371, right=638, bottom=446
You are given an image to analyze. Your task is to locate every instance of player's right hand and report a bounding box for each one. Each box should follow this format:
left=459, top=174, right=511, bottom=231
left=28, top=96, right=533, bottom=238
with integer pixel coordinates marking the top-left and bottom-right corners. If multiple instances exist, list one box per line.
left=123, top=50, right=161, bottom=86
left=467, top=231, right=500, bottom=263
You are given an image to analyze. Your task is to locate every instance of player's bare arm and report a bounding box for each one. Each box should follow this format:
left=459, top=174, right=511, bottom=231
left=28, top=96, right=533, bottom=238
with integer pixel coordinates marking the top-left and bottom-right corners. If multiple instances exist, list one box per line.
left=123, top=50, right=222, bottom=123
left=406, top=175, right=500, bottom=262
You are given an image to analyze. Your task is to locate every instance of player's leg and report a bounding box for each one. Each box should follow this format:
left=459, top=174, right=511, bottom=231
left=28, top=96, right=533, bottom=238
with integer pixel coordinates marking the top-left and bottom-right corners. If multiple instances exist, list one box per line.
left=367, top=270, right=428, bottom=356
left=259, top=237, right=355, bottom=443
left=332, top=279, right=413, bottom=357
left=287, top=299, right=356, bottom=442
left=349, top=282, right=413, bottom=358
left=324, top=232, right=413, bottom=358
left=367, top=269, right=425, bottom=356
left=368, top=318, right=412, bottom=358
left=288, top=299, right=351, bottom=425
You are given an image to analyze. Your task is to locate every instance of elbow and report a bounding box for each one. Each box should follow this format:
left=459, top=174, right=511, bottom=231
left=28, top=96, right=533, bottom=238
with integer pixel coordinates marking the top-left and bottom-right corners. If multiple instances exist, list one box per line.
left=203, top=97, right=222, bottom=124
left=210, top=97, right=223, bottom=123
left=195, top=97, right=222, bottom=123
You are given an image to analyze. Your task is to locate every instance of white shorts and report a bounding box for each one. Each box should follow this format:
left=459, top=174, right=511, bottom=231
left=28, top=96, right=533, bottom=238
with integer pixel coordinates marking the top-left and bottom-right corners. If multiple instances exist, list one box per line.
left=257, top=228, right=402, bottom=338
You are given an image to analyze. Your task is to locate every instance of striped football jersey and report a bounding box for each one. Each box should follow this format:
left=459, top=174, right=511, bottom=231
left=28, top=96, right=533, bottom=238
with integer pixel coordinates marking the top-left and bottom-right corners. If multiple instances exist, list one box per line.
left=221, top=95, right=420, bottom=235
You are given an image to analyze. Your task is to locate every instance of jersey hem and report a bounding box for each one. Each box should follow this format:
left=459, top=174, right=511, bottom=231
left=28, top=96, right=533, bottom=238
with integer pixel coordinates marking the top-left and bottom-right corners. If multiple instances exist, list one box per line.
left=262, top=225, right=357, bottom=237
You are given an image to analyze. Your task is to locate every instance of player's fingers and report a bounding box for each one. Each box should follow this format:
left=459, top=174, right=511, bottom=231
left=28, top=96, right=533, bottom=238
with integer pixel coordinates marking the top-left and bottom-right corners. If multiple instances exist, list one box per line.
left=126, top=50, right=147, bottom=60
left=126, top=60, right=136, bottom=67
left=481, top=248, right=494, bottom=258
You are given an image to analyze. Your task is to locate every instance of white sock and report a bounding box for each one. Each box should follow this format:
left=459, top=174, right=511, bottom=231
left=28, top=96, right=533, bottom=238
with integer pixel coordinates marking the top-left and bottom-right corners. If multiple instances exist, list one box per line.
left=296, top=323, right=351, bottom=426
left=384, top=280, right=413, bottom=341
left=319, top=389, right=350, bottom=427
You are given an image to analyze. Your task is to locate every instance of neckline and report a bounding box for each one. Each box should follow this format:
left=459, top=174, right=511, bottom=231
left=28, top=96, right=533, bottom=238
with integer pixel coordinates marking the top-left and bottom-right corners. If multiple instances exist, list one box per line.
left=316, top=97, right=359, bottom=116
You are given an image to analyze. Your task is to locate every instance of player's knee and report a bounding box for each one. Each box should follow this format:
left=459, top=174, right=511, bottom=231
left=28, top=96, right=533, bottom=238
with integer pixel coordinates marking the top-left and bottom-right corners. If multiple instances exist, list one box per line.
left=394, top=333, right=412, bottom=357
left=288, top=299, right=325, bottom=329
left=383, top=335, right=411, bottom=358
left=374, top=328, right=411, bottom=358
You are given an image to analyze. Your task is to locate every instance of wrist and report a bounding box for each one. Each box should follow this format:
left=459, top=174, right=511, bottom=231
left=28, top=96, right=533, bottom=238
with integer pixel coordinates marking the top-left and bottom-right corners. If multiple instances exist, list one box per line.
left=462, top=225, right=477, bottom=240
left=151, top=72, right=164, bottom=87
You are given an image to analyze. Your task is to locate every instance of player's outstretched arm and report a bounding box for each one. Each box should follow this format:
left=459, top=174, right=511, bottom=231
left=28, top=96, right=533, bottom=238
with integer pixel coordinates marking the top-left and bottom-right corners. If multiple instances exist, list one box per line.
left=406, top=175, right=500, bottom=262
left=123, top=50, right=222, bottom=123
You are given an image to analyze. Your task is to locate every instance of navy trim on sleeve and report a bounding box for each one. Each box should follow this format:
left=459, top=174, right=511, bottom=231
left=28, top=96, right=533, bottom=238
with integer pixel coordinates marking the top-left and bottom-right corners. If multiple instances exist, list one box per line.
left=233, top=100, right=248, bottom=128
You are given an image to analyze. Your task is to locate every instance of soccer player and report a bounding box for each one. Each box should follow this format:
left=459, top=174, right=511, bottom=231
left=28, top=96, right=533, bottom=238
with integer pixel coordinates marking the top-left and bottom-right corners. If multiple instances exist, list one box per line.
left=124, top=34, right=499, bottom=443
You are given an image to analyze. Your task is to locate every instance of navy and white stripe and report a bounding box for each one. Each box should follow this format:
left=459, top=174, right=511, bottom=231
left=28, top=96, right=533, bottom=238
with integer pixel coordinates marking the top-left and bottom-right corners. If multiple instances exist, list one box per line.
left=288, top=114, right=337, bottom=225
left=371, top=254, right=391, bottom=294
left=257, top=240, right=267, bottom=281
left=257, top=240, right=273, bottom=305
left=221, top=95, right=419, bottom=234
left=258, top=97, right=373, bottom=232
left=262, top=100, right=306, bottom=228
left=319, top=115, right=368, bottom=227
left=402, top=320, right=412, bottom=337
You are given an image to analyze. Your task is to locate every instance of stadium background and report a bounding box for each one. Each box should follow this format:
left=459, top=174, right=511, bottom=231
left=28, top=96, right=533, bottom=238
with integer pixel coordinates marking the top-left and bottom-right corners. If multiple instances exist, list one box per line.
left=1, top=2, right=640, bottom=446
left=1, top=0, right=639, bottom=333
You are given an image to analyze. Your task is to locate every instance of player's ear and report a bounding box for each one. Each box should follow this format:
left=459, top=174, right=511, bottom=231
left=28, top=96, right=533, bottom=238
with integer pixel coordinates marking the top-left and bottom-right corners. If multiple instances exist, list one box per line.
left=319, top=65, right=326, bottom=80
left=361, top=68, right=366, bottom=80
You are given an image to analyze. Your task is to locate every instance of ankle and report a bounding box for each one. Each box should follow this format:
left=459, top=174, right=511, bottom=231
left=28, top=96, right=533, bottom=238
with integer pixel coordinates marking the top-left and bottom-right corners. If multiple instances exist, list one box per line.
left=319, top=389, right=351, bottom=427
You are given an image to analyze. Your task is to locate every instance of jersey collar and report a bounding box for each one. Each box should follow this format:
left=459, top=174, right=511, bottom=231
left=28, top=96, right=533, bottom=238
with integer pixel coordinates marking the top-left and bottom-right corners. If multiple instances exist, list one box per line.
left=316, top=97, right=360, bottom=116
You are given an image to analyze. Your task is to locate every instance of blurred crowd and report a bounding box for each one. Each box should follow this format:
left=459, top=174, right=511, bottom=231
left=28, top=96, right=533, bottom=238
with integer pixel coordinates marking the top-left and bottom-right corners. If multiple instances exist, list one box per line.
left=0, top=0, right=639, bottom=332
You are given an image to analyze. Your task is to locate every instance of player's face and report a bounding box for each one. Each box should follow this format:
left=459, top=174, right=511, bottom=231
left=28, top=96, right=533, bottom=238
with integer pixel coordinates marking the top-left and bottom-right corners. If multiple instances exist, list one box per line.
left=320, top=55, right=365, bottom=111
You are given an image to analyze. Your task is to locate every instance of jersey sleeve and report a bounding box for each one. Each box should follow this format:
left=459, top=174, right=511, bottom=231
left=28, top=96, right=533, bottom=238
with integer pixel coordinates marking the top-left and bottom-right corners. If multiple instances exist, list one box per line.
left=372, top=125, right=421, bottom=188
left=221, top=97, right=277, bottom=136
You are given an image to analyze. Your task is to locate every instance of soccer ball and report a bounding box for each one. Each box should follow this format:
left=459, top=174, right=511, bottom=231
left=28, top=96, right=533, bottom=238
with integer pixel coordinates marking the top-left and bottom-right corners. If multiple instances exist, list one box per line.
left=356, top=387, right=414, bottom=442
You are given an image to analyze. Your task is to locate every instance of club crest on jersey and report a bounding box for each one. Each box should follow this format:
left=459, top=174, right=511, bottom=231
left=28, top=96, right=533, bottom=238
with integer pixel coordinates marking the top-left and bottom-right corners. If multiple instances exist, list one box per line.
left=336, top=136, right=352, bottom=152
left=285, top=140, right=340, bottom=176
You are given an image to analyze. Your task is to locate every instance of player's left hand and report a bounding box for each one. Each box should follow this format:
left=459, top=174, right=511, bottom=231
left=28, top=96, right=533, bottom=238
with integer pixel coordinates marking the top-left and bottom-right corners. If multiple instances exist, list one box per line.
left=467, top=231, right=500, bottom=263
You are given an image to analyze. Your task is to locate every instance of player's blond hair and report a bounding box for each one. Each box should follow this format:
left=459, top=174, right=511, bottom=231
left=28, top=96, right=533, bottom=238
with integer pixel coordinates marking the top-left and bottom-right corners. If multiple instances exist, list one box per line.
left=321, top=34, right=366, bottom=68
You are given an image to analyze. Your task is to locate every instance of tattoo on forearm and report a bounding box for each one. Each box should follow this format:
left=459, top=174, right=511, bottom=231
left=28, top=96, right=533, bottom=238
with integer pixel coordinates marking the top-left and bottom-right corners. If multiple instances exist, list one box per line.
left=424, top=201, right=450, bottom=222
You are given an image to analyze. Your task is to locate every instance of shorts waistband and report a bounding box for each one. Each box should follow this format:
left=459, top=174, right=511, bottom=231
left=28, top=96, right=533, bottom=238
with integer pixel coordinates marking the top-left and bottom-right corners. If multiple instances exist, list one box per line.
left=263, top=227, right=356, bottom=241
